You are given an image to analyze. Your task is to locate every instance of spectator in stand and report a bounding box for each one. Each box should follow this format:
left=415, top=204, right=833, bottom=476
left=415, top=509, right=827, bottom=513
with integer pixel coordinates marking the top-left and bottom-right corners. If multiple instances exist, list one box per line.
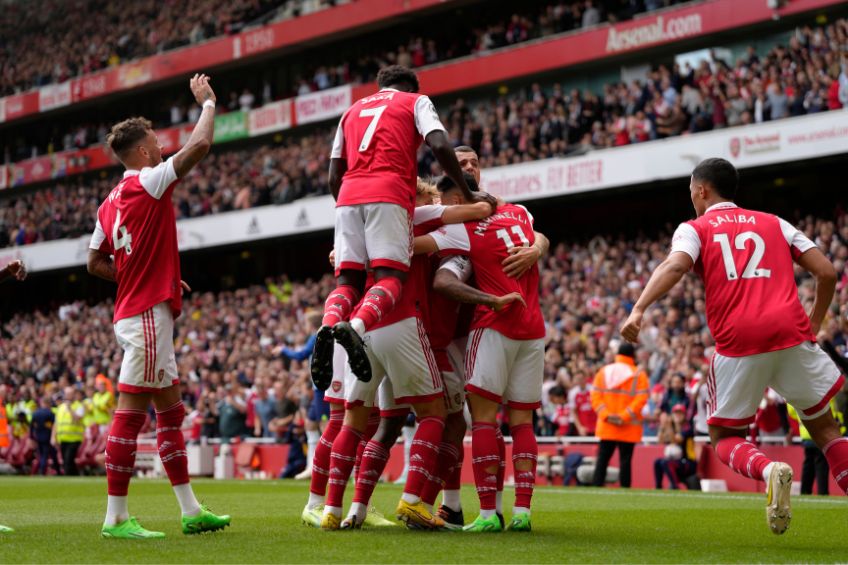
left=654, top=404, right=699, bottom=490
left=31, top=396, right=61, bottom=476
left=567, top=372, right=597, bottom=436
left=53, top=386, right=86, bottom=476
left=217, top=385, right=248, bottom=442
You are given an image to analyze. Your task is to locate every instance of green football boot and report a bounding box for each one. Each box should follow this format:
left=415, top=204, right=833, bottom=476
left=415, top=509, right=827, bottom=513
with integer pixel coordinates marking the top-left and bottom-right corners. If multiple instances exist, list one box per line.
left=302, top=504, right=324, bottom=528
left=181, top=505, right=231, bottom=535
left=462, top=513, right=503, bottom=533
left=0, top=524, right=14, bottom=533
left=362, top=506, right=397, bottom=527
left=101, top=517, right=165, bottom=539
left=506, top=512, right=531, bottom=532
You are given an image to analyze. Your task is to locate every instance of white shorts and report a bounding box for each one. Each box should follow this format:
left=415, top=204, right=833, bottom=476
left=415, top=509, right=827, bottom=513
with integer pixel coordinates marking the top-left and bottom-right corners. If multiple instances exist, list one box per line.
left=113, top=302, right=178, bottom=394
left=345, top=317, right=443, bottom=413
left=706, top=341, right=845, bottom=427
left=334, top=203, right=412, bottom=273
left=343, top=357, right=411, bottom=417
left=465, top=328, right=544, bottom=409
left=442, top=371, right=464, bottom=414
left=324, top=343, right=347, bottom=406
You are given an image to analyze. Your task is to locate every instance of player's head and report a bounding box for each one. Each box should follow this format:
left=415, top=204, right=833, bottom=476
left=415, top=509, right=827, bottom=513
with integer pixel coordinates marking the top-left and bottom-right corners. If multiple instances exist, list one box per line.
left=454, top=146, right=480, bottom=184
left=689, top=158, right=739, bottom=217
left=617, top=342, right=636, bottom=359
left=377, top=65, right=420, bottom=93
left=436, top=172, right=479, bottom=205
left=416, top=177, right=439, bottom=206
left=106, top=117, right=163, bottom=169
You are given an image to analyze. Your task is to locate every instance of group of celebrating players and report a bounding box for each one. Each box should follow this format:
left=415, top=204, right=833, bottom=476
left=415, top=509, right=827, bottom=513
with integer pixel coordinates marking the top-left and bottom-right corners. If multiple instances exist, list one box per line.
left=77, top=64, right=847, bottom=540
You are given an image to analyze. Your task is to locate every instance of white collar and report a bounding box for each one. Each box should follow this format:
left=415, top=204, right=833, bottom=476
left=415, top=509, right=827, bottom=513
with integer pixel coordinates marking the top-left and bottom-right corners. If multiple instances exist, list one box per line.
left=123, top=169, right=140, bottom=178
left=705, top=202, right=738, bottom=213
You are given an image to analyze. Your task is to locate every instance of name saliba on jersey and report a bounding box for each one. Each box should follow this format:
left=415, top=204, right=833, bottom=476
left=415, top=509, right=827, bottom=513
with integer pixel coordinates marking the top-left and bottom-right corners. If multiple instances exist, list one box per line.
left=708, top=212, right=757, bottom=228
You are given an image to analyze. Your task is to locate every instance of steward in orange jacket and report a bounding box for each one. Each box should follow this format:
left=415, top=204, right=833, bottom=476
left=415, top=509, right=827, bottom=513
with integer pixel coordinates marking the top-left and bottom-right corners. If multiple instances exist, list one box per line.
left=590, top=343, right=649, bottom=488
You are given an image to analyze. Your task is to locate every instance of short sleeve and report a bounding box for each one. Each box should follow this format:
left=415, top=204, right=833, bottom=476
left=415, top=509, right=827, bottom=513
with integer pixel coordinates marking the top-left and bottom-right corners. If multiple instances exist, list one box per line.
left=413, top=204, right=446, bottom=227
left=670, top=222, right=701, bottom=263
left=414, top=95, right=446, bottom=138
left=138, top=157, right=178, bottom=200
left=330, top=115, right=345, bottom=159
left=89, top=219, right=108, bottom=251
left=439, top=255, right=473, bottom=283
left=429, top=223, right=471, bottom=255
left=778, top=217, right=816, bottom=259
left=515, top=204, right=534, bottom=225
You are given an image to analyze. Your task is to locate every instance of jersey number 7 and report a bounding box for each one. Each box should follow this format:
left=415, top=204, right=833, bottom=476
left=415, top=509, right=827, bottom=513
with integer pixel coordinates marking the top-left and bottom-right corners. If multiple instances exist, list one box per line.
left=358, top=105, right=387, bottom=152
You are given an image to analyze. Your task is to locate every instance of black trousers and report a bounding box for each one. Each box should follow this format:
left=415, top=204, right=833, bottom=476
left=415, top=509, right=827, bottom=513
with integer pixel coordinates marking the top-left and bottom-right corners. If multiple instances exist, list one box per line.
left=801, top=441, right=829, bottom=495
left=592, top=440, right=636, bottom=488
left=60, top=441, right=81, bottom=476
left=36, top=440, right=61, bottom=475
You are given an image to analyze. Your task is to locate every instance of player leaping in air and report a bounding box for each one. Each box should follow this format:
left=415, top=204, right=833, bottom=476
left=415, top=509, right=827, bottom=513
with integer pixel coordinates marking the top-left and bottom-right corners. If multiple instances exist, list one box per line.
left=311, top=65, right=485, bottom=391
left=621, top=158, right=847, bottom=535
left=87, top=74, right=231, bottom=539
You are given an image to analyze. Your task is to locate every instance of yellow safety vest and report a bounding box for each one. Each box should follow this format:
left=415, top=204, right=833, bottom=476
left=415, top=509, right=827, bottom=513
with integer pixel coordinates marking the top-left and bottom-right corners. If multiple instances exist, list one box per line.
left=56, top=402, right=85, bottom=443
left=92, top=391, right=114, bottom=425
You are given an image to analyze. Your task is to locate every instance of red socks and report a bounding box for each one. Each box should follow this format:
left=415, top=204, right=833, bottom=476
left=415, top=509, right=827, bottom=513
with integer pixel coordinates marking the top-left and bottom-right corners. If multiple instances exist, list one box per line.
left=105, top=409, right=147, bottom=496
left=823, top=437, right=848, bottom=494
left=156, top=402, right=190, bottom=486
left=353, top=277, right=403, bottom=332
left=326, top=425, right=363, bottom=508
left=309, top=410, right=343, bottom=496
left=420, top=441, right=461, bottom=506
left=471, top=421, right=500, bottom=511
left=715, top=437, right=772, bottom=481
left=404, top=416, right=445, bottom=498
left=510, top=423, right=538, bottom=509
left=353, top=441, right=391, bottom=505
left=322, top=285, right=360, bottom=327
left=354, top=410, right=381, bottom=482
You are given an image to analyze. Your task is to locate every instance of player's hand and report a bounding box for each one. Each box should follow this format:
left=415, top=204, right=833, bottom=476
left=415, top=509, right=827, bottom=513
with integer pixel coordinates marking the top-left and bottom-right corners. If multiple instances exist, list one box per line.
left=620, top=309, right=643, bottom=343
left=181, top=280, right=192, bottom=293
left=502, top=246, right=540, bottom=278
left=328, top=249, right=336, bottom=268
left=491, top=292, right=526, bottom=312
left=6, top=259, right=26, bottom=281
left=472, top=191, right=498, bottom=215
left=190, top=73, right=216, bottom=105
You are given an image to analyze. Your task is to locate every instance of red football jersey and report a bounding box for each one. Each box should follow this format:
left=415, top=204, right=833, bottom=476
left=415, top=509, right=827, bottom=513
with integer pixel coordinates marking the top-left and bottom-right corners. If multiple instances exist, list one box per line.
left=90, top=159, right=182, bottom=323
left=330, top=88, right=445, bottom=214
left=430, top=203, right=546, bottom=340
left=671, top=202, right=816, bottom=357
left=568, top=387, right=597, bottom=435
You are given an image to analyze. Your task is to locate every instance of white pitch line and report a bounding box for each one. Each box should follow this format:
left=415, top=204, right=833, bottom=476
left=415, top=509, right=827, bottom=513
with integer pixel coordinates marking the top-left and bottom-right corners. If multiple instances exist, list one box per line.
left=533, top=486, right=847, bottom=506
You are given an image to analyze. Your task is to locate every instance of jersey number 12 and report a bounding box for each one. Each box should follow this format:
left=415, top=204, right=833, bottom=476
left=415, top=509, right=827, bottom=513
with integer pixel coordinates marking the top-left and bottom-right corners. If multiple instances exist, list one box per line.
left=713, top=231, right=770, bottom=280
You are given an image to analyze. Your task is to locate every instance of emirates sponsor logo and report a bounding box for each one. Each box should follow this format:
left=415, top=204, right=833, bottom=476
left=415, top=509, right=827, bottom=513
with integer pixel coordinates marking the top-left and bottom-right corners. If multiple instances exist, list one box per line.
left=729, top=137, right=741, bottom=159
left=606, top=13, right=702, bottom=53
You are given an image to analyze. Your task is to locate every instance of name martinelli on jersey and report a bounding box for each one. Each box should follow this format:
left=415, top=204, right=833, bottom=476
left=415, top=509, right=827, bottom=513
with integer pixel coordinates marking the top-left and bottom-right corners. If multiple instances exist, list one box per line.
left=708, top=213, right=757, bottom=228
left=473, top=210, right=528, bottom=236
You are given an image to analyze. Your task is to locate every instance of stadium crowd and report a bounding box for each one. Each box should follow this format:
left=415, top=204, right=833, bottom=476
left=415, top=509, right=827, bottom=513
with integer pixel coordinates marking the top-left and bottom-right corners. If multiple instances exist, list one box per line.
left=2, top=0, right=683, bottom=161
left=3, top=17, right=848, bottom=248
left=2, top=209, right=847, bottom=477
left=0, top=0, right=343, bottom=97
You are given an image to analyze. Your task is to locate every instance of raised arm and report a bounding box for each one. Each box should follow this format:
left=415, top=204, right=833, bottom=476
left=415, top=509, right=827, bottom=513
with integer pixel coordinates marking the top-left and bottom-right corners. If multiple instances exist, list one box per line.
left=796, top=247, right=837, bottom=335
left=620, top=251, right=693, bottom=343
left=426, top=130, right=474, bottom=201
left=172, top=74, right=216, bottom=178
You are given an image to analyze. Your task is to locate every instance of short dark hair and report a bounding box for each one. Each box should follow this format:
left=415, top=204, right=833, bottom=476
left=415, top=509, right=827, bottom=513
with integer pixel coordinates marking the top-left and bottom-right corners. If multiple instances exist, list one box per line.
left=692, top=158, right=738, bottom=200
left=377, top=65, right=419, bottom=93
left=436, top=172, right=479, bottom=194
left=107, top=117, right=152, bottom=160
left=549, top=385, right=566, bottom=398
left=618, top=342, right=636, bottom=358
left=454, top=145, right=476, bottom=154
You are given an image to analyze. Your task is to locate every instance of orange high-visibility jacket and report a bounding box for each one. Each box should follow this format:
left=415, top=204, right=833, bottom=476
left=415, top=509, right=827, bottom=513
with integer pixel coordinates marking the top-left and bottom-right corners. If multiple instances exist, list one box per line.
left=0, top=405, right=9, bottom=448
left=591, top=355, right=650, bottom=443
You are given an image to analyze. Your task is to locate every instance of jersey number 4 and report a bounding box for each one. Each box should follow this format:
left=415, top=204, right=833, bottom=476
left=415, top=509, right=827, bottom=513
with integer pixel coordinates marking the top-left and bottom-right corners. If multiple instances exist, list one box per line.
left=496, top=226, right=530, bottom=250
left=358, top=105, right=387, bottom=152
left=113, top=210, right=133, bottom=256
left=713, top=231, right=770, bottom=280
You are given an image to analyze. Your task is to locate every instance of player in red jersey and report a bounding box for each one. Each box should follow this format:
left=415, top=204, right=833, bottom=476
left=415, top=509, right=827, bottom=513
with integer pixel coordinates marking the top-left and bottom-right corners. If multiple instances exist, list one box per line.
left=321, top=179, right=495, bottom=531
left=621, top=158, right=847, bottom=535
left=312, top=65, right=484, bottom=391
left=87, top=75, right=230, bottom=539
left=416, top=173, right=546, bottom=532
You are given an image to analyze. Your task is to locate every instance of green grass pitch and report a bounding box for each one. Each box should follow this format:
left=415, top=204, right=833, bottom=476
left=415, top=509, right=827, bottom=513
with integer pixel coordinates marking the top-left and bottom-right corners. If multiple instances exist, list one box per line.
left=0, top=477, right=845, bottom=563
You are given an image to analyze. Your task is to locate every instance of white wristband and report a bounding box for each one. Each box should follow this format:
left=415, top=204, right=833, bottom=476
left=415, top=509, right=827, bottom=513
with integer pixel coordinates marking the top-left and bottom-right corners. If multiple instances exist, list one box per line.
left=202, top=100, right=216, bottom=110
